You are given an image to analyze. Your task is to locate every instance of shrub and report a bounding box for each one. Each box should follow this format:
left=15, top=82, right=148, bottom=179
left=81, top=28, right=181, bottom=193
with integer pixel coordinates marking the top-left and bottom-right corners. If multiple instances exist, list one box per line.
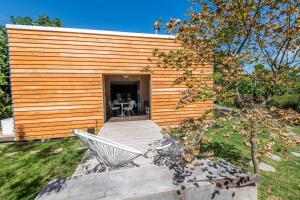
left=271, top=94, right=300, bottom=112
left=0, top=26, right=12, bottom=119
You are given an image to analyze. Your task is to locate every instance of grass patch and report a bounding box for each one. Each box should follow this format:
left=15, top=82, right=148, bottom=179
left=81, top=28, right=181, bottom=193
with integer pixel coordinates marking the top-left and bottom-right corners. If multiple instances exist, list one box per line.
left=202, top=123, right=300, bottom=200
left=290, top=126, right=300, bottom=135
left=0, top=138, right=86, bottom=200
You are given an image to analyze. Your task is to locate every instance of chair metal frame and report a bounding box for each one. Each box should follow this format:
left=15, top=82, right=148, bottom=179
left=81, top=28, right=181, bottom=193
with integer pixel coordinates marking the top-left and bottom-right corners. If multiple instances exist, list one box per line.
left=73, top=129, right=143, bottom=171
left=108, top=101, right=120, bottom=116
left=123, top=100, right=136, bottom=116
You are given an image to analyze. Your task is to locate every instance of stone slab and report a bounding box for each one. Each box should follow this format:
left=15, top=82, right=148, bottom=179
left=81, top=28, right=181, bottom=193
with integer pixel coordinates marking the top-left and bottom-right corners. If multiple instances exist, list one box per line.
left=268, top=154, right=281, bottom=161
left=291, top=152, right=300, bottom=157
left=259, top=162, right=276, bottom=172
left=249, top=161, right=276, bottom=172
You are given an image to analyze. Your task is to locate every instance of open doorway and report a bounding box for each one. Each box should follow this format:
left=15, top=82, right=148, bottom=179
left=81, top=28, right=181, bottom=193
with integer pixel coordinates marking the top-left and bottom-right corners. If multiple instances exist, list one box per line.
left=103, top=74, right=151, bottom=122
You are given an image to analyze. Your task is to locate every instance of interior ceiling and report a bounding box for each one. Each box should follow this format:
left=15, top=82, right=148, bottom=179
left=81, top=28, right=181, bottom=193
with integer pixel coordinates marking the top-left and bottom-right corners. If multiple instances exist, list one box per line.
left=110, top=81, right=139, bottom=85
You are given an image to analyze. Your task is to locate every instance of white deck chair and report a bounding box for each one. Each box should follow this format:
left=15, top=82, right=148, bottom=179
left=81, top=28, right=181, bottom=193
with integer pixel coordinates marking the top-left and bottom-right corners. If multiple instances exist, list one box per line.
left=73, top=129, right=143, bottom=171
left=108, top=101, right=120, bottom=116
left=123, top=100, right=136, bottom=116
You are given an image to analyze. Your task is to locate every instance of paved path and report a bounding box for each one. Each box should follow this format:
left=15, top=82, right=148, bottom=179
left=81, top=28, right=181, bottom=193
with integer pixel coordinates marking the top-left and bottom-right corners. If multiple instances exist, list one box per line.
left=73, top=120, right=162, bottom=176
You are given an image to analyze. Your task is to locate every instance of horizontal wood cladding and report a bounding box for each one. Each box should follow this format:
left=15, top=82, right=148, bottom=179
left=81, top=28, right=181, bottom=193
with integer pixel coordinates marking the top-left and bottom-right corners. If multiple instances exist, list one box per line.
left=8, top=29, right=175, bottom=41
left=8, top=28, right=213, bottom=140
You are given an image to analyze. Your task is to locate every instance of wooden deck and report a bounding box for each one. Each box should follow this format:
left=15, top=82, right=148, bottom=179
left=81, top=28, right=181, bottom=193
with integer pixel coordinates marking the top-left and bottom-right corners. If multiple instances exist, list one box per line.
left=73, top=120, right=162, bottom=176
left=101, top=120, right=161, bottom=152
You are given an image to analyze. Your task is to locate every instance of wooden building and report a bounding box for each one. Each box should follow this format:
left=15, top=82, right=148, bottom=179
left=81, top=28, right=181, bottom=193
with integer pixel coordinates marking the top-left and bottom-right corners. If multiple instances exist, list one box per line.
left=6, top=24, right=213, bottom=140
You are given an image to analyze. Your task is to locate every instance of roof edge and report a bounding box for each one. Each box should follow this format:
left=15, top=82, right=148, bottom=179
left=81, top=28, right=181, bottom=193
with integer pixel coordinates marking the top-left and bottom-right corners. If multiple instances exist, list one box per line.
left=6, top=24, right=175, bottom=39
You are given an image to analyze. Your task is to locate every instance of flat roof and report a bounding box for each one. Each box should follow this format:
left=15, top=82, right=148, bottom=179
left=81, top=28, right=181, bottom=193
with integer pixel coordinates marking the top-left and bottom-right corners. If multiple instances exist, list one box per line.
left=6, top=24, right=175, bottom=39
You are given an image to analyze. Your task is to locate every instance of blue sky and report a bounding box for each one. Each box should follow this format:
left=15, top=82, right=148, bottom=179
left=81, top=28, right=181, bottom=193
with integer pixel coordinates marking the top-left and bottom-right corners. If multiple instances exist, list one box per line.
left=0, top=0, right=192, bottom=34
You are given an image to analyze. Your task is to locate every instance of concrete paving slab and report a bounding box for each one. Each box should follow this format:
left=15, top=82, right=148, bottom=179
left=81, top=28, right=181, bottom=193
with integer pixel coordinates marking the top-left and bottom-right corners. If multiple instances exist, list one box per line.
left=0, top=133, right=15, bottom=142
left=37, top=162, right=257, bottom=200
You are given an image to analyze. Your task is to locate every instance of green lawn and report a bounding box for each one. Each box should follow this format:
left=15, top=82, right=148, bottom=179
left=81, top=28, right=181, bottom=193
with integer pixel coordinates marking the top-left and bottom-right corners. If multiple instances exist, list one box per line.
left=0, top=138, right=86, bottom=200
left=203, top=125, right=300, bottom=200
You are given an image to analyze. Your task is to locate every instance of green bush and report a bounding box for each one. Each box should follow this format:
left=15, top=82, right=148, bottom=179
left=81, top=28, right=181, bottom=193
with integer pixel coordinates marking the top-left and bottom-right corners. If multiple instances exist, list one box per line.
left=0, top=26, right=11, bottom=119
left=215, top=99, right=236, bottom=107
left=271, top=94, right=300, bottom=112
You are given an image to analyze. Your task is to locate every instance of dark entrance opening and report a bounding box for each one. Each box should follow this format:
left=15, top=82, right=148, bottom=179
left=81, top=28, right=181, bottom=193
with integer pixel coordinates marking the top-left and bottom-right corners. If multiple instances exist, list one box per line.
left=110, top=82, right=138, bottom=104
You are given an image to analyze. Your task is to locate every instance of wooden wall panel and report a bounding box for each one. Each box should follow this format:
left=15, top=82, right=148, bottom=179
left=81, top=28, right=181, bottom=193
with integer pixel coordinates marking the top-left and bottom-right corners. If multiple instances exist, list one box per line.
left=7, top=27, right=212, bottom=140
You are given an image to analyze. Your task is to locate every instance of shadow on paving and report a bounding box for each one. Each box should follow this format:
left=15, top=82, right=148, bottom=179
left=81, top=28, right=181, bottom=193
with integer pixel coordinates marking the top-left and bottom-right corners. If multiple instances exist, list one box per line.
left=152, top=146, right=257, bottom=199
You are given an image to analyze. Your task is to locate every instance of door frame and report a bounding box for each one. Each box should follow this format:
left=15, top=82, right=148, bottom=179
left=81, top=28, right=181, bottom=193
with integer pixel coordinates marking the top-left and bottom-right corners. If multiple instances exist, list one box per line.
left=102, top=73, right=151, bottom=122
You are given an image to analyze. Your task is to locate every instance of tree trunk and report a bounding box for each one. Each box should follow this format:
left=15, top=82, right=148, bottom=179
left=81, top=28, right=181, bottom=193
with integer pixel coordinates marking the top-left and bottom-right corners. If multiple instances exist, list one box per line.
left=250, top=136, right=260, bottom=176
left=235, top=86, right=245, bottom=107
